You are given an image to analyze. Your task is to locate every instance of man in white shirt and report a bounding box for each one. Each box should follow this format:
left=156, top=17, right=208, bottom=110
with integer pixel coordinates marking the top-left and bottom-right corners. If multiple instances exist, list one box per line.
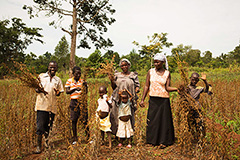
left=34, top=61, right=64, bottom=154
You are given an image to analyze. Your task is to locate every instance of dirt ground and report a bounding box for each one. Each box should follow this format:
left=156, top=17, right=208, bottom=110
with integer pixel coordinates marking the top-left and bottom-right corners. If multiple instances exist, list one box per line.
left=22, top=128, right=240, bottom=160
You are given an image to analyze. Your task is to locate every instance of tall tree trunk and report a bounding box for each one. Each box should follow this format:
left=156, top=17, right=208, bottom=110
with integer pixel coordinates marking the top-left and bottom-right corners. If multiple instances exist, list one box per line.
left=69, top=0, right=77, bottom=77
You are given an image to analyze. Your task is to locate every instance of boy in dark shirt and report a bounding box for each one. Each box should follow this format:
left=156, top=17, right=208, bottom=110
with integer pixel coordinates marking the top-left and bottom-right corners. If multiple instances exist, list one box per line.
left=187, top=72, right=212, bottom=141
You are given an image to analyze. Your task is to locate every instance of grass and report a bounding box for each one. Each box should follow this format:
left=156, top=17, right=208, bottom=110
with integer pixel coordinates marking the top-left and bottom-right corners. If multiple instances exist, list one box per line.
left=0, top=68, right=240, bottom=159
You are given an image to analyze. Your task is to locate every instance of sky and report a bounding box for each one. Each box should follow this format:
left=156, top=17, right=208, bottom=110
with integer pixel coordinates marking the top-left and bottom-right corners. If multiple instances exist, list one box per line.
left=1, top=0, right=240, bottom=58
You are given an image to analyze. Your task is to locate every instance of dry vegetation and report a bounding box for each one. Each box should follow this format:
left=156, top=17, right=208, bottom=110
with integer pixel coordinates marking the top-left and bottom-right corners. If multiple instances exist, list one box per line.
left=0, top=69, right=240, bottom=159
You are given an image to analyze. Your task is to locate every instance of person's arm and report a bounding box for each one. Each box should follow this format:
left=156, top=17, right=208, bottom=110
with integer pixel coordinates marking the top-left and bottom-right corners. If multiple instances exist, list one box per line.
left=55, top=79, right=64, bottom=96
left=54, top=88, right=61, bottom=96
left=200, top=74, right=209, bottom=92
left=118, top=90, right=123, bottom=104
left=108, top=73, right=117, bottom=90
left=140, top=70, right=150, bottom=107
left=83, top=81, right=88, bottom=94
left=106, top=101, right=112, bottom=108
left=65, top=87, right=81, bottom=94
left=134, top=73, right=140, bottom=93
left=35, top=75, right=48, bottom=95
left=165, top=72, right=178, bottom=92
left=35, top=88, right=48, bottom=95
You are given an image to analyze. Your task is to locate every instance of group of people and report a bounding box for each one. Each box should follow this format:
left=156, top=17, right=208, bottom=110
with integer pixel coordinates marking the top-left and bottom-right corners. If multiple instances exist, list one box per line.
left=33, top=53, right=211, bottom=153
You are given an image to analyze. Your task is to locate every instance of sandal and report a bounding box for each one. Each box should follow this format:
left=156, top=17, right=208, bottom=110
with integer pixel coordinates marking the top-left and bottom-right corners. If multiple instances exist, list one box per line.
left=159, top=144, right=166, bottom=149
left=126, top=144, right=132, bottom=148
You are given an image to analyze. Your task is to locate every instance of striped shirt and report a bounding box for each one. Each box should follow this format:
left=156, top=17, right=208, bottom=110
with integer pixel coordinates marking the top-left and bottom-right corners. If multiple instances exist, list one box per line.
left=65, top=77, right=83, bottom=99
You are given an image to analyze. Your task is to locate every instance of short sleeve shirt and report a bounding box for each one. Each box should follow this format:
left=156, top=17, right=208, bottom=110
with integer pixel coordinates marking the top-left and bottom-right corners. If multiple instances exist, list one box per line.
left=65, top=78, right=84, bottom=99
left=35, top=72, right=64, bottom=114
left=188, top=85, right=205, bottom=101
left=97, top=94, right=111, bottom=112
left=149, top=68, right=170, bottom=98
left=118, top=100, right=132, bottom=117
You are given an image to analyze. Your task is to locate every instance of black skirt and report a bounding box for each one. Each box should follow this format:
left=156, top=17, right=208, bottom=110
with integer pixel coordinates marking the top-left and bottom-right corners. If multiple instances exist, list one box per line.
left=146, top=96, right=174, bottom=146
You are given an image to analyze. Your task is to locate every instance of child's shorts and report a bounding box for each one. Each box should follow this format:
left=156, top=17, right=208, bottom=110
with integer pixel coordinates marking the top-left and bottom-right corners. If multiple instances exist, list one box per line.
left=69, top=99, right=88, bottom=124
left=96, top=114, right=111, bottom=132
left=116, top=119, right=134, bottom=138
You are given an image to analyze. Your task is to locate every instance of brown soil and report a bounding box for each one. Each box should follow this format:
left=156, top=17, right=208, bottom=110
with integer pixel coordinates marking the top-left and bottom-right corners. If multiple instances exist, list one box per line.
left=21, top=119, right=240, bottom=160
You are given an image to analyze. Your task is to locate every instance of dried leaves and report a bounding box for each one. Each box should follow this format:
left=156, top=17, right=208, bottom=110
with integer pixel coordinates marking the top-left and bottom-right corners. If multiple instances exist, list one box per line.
left=10, top=61, right=47, bottom=94
left=96, top=55, right=115, bottom=77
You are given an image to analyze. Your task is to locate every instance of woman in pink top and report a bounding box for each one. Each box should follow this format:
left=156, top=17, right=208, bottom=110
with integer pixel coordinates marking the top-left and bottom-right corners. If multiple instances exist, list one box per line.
left=140, top=53, right=178, bottom=148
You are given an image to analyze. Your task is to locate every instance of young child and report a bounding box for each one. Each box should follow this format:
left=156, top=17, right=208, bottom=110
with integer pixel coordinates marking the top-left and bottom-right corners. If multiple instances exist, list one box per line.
left=116, top=89, right=134, bottom=148
left=65, top=66, right=89, bottom=144
left=96, top=86, right=112, bottom=148
left=187, top=72, right=212, bottom=141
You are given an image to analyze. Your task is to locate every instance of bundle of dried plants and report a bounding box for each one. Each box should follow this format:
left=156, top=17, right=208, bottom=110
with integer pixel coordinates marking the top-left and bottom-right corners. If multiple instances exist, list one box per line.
left=96, top=55, right=116, bottom=77
left=10, top=61, right=47, bottom=94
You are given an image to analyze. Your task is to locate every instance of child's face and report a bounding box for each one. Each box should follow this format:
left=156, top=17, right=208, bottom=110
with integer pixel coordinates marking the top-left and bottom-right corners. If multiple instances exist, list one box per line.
left=121, top=94, right=129, bottom=103
left=99, top=88, right=107, bottom=98
left=190, top=75, right=199, bottom=86
left=48, top=62, right=57, bottom=77
left=73, top=70, right=81, bottom=81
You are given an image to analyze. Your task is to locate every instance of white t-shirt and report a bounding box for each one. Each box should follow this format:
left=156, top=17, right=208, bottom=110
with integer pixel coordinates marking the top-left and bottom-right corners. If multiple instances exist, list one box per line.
left=97, top=94, right=112, bottom=112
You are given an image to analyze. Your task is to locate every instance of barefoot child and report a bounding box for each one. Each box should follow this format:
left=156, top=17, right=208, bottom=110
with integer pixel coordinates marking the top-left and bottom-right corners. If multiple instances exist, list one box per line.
left=116, top=89, right=134, bottom=148
left=187, top=72, right=212, bottom=141
left=96, top=86, right=112, bottom=148
left=65, top=66, right=89, bottom=144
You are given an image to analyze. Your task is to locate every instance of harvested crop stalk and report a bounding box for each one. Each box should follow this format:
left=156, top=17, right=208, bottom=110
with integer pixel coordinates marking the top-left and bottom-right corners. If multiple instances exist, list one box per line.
left=11, top=61, right=47, bottom=95
left=96, top=55, right=115, bottom=77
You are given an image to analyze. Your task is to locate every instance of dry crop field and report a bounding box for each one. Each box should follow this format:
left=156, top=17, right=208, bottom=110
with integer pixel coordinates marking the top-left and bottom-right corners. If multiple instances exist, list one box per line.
left=0, top=72, right=240, bottom=160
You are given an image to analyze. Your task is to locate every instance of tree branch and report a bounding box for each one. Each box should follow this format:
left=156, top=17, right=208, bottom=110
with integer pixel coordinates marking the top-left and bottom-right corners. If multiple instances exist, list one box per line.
left=76, top=1, right=108, bottom=23
left=79, top=22, right=101, bottom=44
left=45, top=4, right=73, bottom=16
left=61, top=28, right=72, bottom=36
left=76, top=0, right=87, bottom=9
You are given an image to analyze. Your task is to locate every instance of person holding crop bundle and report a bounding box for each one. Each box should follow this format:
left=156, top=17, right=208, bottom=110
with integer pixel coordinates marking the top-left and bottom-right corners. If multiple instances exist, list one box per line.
left=186, top=72, right=212, bottom=141
left=140, top=53, right=178, bottom=149
left=108, top=59, right=140, bottom=136
left=65, top=66, right=89, bottom=145
left=34, top=61, right=64, bottom=154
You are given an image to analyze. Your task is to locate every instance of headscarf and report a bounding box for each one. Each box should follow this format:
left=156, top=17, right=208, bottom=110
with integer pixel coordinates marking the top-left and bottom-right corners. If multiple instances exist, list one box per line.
left=119, top=58, right=131, bottom=67
left=154, top=53, right=168, bottom=70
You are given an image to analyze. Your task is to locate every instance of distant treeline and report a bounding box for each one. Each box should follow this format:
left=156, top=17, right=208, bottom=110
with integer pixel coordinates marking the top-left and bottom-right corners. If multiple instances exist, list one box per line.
left=3, top=42, right=240, bottom=79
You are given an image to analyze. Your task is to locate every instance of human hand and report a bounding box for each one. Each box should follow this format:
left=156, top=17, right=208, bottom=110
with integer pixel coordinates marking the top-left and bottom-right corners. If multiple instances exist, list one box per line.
left=36, top=88, right=48, bottom=95
left=118, top=90, right=123, bottom=95
left=139, top=101, right=145, bottom=107
left=83, top=81, right=88, bottom=86
left=135, top=87, right=140, bottom=93
left=75, top=87, right=81, bottom=91
left=200, top=73, right=207, bottom=81
left=108, top=73, right=114, bottom=81
left=54, top=88, right=60, bottom=95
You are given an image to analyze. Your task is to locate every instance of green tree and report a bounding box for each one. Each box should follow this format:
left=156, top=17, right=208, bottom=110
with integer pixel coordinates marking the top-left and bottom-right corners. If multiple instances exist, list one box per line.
left=24, top=0, right=116, bottom=75
left=54, top=36, right=69, bottom=72
left=185, top=49, right=201, bottom=67
left=229, top=43, right=240, bottom=64
left=0, top=18, right=43, bottom=78
left=103, top=50, right=120, bottom=65
left=201, top=50, right=212, bottom=67
left=211, top=53, right=229, bottom=68
left=24, top=52, right=37, bottom=67
left=121, top=49, right=141, bottom=72
left=171, top=44, right=192, bottom=60
left=133, top=33, right=173, bottom=67
left=86, top=49, right=102, bottom=77
left=34, top=52, right=53, bottom=73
